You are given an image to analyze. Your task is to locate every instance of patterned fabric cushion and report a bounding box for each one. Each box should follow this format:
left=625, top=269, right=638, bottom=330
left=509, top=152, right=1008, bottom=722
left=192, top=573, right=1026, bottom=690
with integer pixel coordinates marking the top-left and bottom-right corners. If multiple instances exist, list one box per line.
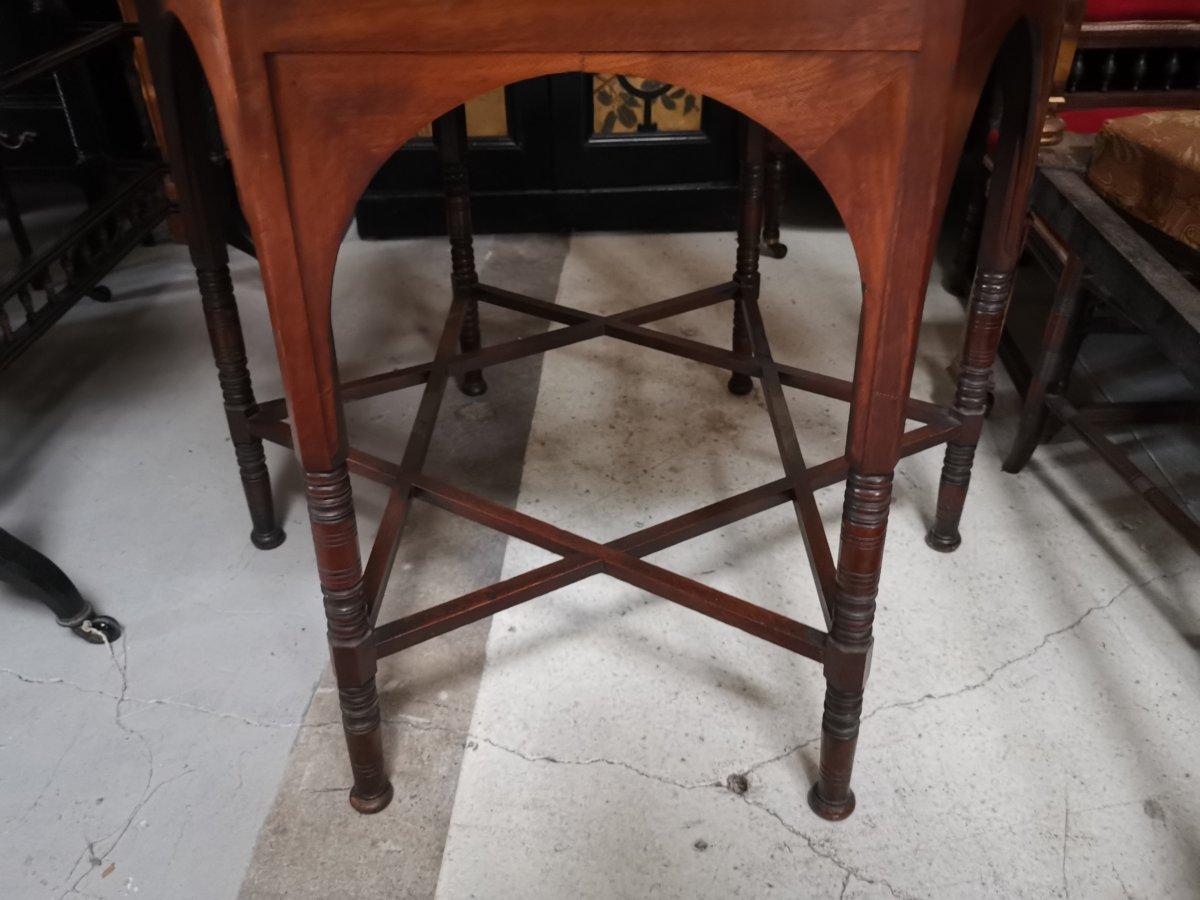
left=1086, top=0, right=1200, bottom=20
left=1088, top=110, right=1200, bottom=249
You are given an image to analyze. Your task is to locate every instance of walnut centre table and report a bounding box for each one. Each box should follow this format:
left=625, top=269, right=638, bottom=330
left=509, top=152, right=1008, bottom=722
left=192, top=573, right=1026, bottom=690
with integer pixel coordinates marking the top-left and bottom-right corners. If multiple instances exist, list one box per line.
left=134, top=0, right=1064, bottom=820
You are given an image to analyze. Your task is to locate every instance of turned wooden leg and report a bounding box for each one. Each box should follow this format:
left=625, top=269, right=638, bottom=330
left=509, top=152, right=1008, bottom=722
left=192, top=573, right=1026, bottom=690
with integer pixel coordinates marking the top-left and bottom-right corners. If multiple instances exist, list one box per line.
left=434, top=105, right=486, bottom=397
left=729, top=119, right=765, bottom=397
left=809, top=471, right=891, bottom=820
left=760, top=139, right=788, bottom=260
left=926, top=268, right=1013, bottom=552
left=949, top=175, right=987, bottom=299
left=928, top=50, right=1042, bottom=553
left=946, top=87, right=994, bottom=299
left=197, top=261, right=285, bottom=549
left=139, top=1, right=381, bottom=815
left=156, top=23, right=284, bottom=551
left=306, top=465, right=393, bottom=813
left=808, top=31, right=1045, bottom=813
left=1003, top=248, right=1084, bottom=473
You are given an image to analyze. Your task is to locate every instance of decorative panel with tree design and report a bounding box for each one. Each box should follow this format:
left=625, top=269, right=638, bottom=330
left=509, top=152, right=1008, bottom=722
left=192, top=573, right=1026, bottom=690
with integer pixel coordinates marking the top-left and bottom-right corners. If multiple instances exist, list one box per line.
left=592, top=74, right=703, bottom=134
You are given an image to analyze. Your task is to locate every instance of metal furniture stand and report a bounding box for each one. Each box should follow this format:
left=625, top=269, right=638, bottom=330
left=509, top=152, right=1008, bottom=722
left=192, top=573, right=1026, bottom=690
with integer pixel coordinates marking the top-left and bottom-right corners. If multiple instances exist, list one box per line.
left=136, top=0, right=1062, bottom=820
left=0, top=528, right=121, bottom=643
left=1, top=20, right=169, bottom=369
left=2, top=15, right=169, bottom=644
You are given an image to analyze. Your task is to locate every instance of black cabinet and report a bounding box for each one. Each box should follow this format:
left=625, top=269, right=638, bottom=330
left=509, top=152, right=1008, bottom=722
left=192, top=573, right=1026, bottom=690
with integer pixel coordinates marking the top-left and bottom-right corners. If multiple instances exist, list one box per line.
left=1, top=0, right=149, bottom=187
left=356, top=73, right=741, bottom=237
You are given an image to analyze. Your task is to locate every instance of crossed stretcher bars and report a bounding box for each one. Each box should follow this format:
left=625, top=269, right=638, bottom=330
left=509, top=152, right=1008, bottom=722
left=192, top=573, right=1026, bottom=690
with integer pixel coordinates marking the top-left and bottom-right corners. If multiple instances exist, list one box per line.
left=248, top=278, right=963, bottom=666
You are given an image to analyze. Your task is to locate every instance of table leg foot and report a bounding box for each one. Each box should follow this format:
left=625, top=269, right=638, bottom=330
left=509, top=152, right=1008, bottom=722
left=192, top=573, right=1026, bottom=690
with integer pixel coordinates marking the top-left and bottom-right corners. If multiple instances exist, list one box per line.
left=251, top=526, right=287, bottom=550
left=925, top=528, right=962, bottom=553
left=808, top=783, right=856, bottom=821
left=349, top=781, right=394, bottom=814
left=728, top=373, right=754, bottom=395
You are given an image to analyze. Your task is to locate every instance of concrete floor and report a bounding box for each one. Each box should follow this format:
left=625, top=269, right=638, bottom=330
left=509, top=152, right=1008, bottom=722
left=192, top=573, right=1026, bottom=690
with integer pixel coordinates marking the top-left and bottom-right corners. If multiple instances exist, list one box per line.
left=1, top=222, right=1197, bottom=899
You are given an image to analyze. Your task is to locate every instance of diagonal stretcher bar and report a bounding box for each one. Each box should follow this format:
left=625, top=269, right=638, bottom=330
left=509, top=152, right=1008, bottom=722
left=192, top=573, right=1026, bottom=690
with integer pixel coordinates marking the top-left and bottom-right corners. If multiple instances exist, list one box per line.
left=247, top=280, right=963, bottom=667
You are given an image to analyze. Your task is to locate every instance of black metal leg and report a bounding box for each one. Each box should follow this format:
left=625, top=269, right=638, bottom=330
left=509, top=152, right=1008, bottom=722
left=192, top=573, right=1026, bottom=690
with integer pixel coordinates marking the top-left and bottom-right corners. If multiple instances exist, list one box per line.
left=0, top=528, right=122, bottom=643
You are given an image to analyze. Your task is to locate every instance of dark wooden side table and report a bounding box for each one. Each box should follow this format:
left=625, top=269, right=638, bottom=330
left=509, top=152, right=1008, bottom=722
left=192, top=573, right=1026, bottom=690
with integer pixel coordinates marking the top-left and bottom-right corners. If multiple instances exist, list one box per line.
left=133, top=0, right=1063, bottom=820
left=1003, top=150, right=1200, bottom=552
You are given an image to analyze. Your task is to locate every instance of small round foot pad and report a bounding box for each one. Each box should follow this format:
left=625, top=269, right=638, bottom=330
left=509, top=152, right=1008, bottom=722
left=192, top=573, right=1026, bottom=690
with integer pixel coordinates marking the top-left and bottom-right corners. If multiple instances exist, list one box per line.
left=728, top=374, right=754, bottom=396
left=251, top=527, right=287, bottom=551
left=808, top=784, right=855, bottom=821
left=459, top=373, right=488, bottom=397
left=924, top=529, right=961, bottom=553
left=349, top=782, right=394, bottom=814
left=72, top=615, right=123, bottom=644
left=761, top=240, right=788, bottom=260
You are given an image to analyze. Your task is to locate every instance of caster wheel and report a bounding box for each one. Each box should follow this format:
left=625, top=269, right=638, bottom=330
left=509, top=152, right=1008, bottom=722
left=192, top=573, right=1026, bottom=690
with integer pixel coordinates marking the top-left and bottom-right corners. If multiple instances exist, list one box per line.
left=87, top=285, right=114, bottom=303
left=72, top=615, right=123, bottom=644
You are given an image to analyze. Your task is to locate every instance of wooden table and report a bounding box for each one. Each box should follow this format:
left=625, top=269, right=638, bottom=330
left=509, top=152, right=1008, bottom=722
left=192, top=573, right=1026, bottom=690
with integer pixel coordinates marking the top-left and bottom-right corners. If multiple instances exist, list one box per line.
left=132, top=0, right=1063, bottom=821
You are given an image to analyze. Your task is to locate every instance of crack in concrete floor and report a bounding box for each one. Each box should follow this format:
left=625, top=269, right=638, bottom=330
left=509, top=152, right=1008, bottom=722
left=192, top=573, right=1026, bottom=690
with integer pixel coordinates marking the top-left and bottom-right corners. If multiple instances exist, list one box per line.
left=0, top=665, right=306, bottom=731
left=11, top=564, right=1185, bottom=897
left=856, top=566, right=1193, bottom=728
left=55, top=636, right=192, bottom=899
left=284, top=564, right=1180, bottom=898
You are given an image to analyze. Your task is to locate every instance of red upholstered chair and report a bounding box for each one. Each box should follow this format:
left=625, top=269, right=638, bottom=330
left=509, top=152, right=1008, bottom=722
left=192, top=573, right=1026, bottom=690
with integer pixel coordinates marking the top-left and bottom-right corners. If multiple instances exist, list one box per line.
left=1000, top=0, right=1200, bottom=552
left=949, top=0, right=1197, bottom=293
left=1048, top=0, right=1200, bottom=140
left=1087, top=0, right=1200, bottom=18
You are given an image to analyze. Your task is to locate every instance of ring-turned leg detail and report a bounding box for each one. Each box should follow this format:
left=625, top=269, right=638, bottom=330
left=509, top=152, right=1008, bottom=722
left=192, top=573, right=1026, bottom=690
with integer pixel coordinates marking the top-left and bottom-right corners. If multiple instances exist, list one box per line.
left=197, top=264, right=286, bottom=550
left=926, top=442, right=975, bottom=552
left=306, top=465, right=393, bottom=813
left=927, top=269, right=1013, bottom=551
left=812, top=471, right=891, bottom=820
left=157, top=26, right=285, bottom=553
left=341, top=681, right=394, bottom=814
left=435, top=106, right=487, bottom=398
left=928, top=31, right=1044, bottom=552
left=729, top=120, right=765, bottom=397
left=760, top=142, right=788, bottom=260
